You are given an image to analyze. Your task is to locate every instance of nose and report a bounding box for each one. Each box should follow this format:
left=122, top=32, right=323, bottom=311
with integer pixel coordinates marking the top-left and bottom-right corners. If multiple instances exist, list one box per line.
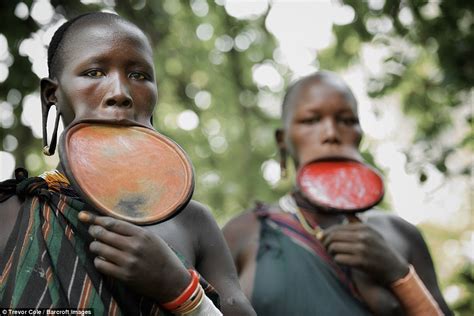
left=321, top=118, right=341, bottom=144
left=104, top=75, right=133, bottom=108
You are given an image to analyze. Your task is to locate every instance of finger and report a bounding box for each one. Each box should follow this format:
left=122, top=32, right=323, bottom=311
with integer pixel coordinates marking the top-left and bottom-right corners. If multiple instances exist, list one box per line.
left=89, top=240, right=128, bottom=266
left=332, top=253, right=363, bottom=268
left=79, top=211, right=141, bottom=236
left=322, top=230, right=359, bottom=248
left=88, top=224, right=130, bottom=250
left=326, top=241, right=357, bottom=256
left=322, top=222, right=366, bottom=236
left=93, top=257, right=128, bottom=281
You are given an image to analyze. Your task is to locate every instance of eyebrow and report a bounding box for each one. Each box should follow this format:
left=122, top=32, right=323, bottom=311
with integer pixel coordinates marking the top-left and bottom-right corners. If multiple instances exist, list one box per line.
left=125, top=60, right=154, bottom=71
left=75, top=56, right=154, bottom=72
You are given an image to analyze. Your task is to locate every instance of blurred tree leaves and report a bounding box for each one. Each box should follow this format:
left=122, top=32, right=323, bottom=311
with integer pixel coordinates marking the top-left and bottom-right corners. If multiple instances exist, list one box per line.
left=318, top=0, right=473, bottom=177
left=0, top=0, right=471, bottom=220
left=0, top=1, right=472, bottom=313
left=318, top=2, right=473, bottom=313
left=0, top=0, right=283, bottom=222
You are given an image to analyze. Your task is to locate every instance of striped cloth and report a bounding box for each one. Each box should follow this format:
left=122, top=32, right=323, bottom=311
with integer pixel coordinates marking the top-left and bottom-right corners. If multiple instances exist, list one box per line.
left=0, top=168, right=219, bottom=315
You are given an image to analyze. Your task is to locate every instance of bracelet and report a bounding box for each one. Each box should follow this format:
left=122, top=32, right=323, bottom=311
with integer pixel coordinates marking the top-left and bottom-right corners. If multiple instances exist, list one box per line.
left=177, top=294, right=222, bottom=316
left=162, top=269, right=200, bottom=311
left=174, top=283, right=204, bottom=315
left=390, top=265, right=443, bottom=316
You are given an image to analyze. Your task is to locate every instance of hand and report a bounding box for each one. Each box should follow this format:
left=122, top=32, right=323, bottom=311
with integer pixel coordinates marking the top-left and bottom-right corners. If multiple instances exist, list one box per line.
left=78, top=211, right=190, bottom=303
left=321, top=222, right=409, bottom=285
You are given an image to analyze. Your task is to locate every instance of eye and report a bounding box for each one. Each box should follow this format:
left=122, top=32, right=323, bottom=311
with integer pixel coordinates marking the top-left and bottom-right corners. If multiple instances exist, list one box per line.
left=85, top=69, right=105, bottom=78
left=298, top=116, right=321, bottom=124
left=129, top=72, right=147, bottom=80
left=339, top=117, right=359, bottom=126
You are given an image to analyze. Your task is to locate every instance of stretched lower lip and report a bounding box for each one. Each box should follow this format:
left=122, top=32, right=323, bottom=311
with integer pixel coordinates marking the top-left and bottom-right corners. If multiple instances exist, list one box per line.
left=300, top=149, right=362, bottom=166
left=97, top=109, right=135, bottom=120
left=74, top=112, right=139, bottom=126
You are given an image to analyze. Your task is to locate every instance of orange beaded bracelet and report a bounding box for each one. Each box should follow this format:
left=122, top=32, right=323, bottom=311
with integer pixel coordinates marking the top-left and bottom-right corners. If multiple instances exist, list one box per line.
left=162, top=269, right=200, bottom=311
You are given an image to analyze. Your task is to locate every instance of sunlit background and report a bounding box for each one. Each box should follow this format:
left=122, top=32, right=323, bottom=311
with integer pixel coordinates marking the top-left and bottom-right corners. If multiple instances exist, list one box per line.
left=0, top=0, right=472, bottom=313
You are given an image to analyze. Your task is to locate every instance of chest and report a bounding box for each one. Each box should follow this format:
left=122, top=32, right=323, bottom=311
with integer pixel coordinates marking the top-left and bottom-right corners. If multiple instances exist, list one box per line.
left=144, top=220, right=196, bottom=267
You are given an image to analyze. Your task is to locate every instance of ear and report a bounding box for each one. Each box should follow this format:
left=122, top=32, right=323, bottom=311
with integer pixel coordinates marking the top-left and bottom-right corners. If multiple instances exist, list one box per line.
left=40, top=77, right=58, bottom=110
left=275, top=128, right=286, bottom=150
left=40, top=78, right=59, bottom=154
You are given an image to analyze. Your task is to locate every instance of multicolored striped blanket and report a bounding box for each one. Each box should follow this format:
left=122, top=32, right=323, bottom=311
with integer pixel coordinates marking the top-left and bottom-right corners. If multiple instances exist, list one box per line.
left=0, top=168, right=218, bottom=314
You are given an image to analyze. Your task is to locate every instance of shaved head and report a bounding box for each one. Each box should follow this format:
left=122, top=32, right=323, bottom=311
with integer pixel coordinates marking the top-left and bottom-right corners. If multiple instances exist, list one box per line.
left=281, top=71, right=358, bottom=126
left=48, top=12, right=150, bottom=79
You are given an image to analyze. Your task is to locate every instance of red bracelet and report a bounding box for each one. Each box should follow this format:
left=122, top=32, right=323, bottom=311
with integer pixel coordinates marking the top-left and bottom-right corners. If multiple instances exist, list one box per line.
left=162, top=269, right=200, bottom=311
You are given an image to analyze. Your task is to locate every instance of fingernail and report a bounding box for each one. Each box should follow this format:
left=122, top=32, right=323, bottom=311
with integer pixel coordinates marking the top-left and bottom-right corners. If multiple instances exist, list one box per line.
left=316, top=231, right=324, bottom=240
left=78, top=211, right=90, bottom=221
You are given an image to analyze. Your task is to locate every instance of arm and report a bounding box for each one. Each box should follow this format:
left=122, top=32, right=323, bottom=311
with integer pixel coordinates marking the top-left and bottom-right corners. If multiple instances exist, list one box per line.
left=393, top=217, right=452, bottom=315
left=222, top=211, right=261, bottom=301
left=322, top=221, right=409, bottom=315
left=188, top=203, right=256, bottom=316
left=322, top=215, right=451, bottom=315
left=222, top=211, right=260, bottom=272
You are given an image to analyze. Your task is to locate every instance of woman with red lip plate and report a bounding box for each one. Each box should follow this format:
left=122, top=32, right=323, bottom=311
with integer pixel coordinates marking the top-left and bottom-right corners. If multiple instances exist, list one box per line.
left=0, top=12, right=255, bottom=316
left=223, top=71, right=452, bottom=316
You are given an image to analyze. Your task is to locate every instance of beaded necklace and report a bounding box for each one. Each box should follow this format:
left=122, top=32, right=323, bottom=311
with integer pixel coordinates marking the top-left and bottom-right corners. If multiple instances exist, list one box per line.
left=278, top=194, right=324, bottom=240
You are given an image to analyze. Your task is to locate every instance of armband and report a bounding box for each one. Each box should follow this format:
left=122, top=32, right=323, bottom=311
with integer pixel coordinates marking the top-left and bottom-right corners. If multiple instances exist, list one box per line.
left=390, top=265, right=443, bottom=316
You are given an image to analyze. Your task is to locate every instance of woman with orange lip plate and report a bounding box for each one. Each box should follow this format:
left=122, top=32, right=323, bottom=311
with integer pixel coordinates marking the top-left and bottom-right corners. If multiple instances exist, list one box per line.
left=0, top=12, right=255, bottom=316
left=223, top=71, right=452, bottom=315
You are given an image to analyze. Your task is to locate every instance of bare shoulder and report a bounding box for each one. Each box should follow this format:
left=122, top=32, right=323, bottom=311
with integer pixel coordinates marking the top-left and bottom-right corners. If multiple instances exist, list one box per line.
left=222, top=209, right=261, bottom=258
left=364, top=209, right=431, bottom=261
left=172, top=199, right=228, bottom=256
left=364, top=210, right=422, bottom=239
left=147, top=200, right=217, bottom=262
left=175, top=199, right=218, bottom=229
left=223, top=210, right=260, bottom=238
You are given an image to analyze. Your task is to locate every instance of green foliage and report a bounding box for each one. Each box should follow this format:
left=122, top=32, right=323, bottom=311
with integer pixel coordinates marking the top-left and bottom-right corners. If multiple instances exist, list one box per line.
left=0, top=0, right=283, bottom=222
left=0, top=0, right=471, bottom=313
left=320, top=2, right=473, bottom=313
left=149, top=1, right=283, bottom=221
left=449, top=263, right=474, bottom=315
left=319, top=0, right=473, bottom=177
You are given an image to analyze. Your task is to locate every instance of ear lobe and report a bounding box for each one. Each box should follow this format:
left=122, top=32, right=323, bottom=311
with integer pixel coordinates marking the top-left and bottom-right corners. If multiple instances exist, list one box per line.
left=40, top=78, right=58, bottom=109
left=275, top=129, right=286, bottom=149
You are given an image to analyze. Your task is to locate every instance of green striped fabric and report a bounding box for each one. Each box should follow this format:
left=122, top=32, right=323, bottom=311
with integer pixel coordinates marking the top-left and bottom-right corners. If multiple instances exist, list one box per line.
left=0, top=170, right=219, bottom=315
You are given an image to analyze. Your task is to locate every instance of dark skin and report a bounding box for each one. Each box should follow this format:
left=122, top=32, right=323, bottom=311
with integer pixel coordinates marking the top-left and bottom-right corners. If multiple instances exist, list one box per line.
left=223, top=79, right=452, bottom=315
left=0, top=19, right=255, bottom=315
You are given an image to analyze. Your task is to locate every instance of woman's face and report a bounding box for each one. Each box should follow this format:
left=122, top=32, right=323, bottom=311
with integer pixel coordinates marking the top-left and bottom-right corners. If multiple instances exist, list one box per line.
left=48, top=21, right=157, bottom=128
left=283, top=80, right=362, bottom=167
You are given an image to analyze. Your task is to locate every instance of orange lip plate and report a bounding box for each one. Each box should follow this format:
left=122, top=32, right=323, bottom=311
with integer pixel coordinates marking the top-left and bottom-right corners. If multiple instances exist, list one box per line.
left=61, top=123, right=194, bottom=225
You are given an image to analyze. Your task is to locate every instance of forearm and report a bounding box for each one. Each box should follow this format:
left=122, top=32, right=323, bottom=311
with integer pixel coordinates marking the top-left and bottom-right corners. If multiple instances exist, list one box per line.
left=390, top=265, right=443, bottom=316
left=220, top=293, right=256, bottom=316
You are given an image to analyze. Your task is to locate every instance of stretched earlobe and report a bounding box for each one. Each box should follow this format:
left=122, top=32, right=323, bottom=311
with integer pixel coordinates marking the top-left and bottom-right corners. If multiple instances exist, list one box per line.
left=40, top=78, right=58, bottom=106
left=42, top=108, right=61, bottom=156
left=275, top=129, right=288, bottom=179
left=40, top=78, right=60, bottom=156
